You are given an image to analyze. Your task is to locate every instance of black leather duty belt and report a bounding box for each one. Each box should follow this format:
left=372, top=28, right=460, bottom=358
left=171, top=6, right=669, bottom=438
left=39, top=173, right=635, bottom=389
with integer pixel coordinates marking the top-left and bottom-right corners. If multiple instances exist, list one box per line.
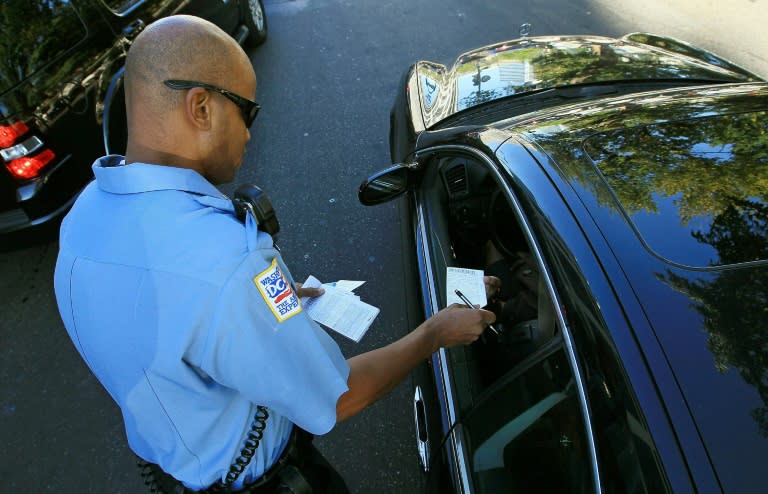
left=137, top=427, right=313, bottom=494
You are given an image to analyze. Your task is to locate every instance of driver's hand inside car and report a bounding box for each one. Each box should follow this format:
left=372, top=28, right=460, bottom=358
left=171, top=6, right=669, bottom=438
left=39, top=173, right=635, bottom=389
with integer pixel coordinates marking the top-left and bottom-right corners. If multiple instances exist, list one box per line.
left=484, top=275, right=502, bottom=301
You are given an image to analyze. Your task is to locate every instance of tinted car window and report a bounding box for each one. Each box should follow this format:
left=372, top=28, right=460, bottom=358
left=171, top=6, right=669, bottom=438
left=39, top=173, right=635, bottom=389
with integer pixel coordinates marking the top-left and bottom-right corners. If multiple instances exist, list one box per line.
left=462, top=346, right=594, bottom=493
left=0, top=1, right=87, bottom=93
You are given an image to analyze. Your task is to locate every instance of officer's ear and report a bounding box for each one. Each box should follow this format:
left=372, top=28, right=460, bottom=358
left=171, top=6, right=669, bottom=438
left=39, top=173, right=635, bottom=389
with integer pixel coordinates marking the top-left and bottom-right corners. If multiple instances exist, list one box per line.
left=184, top=87, right=213, bottom=130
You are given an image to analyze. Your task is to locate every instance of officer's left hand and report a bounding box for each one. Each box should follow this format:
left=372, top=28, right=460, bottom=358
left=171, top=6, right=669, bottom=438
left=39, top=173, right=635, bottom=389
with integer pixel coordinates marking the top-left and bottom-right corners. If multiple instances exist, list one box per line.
left=295, top=283, right=325, bottom=298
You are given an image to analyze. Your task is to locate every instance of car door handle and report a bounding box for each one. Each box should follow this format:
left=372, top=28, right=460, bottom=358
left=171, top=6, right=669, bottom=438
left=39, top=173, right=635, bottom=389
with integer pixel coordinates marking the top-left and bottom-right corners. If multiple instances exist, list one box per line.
left=413, top=386, right=430, bottom=472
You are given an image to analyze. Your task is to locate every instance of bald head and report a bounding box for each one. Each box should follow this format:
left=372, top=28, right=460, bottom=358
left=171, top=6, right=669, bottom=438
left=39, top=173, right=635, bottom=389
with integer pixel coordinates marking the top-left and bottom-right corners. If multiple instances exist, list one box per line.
left=125, top=15, right=252, bottom=117
left=122, top=15, right=256, bottom=180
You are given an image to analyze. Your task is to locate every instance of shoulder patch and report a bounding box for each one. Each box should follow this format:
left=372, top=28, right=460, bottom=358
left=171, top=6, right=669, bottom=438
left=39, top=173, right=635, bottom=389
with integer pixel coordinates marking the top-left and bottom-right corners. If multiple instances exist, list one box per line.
left=253, top=259, right=302, bottom=322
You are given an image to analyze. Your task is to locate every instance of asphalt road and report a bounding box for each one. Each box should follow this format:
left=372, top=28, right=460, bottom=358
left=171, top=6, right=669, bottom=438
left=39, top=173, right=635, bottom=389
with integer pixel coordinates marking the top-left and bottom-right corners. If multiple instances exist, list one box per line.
left=2, top=0, right=766, bottom=492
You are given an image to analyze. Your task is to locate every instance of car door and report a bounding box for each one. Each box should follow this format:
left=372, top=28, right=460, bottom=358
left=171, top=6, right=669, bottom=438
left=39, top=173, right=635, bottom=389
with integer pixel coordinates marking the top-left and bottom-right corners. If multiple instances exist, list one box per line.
left=180, top=0, right=242, bottom=35
left=96, top=0, right=241, bottom=42
left=406, top=144, right=600, bottom=493
left=358, top=131, right=673, bottom=493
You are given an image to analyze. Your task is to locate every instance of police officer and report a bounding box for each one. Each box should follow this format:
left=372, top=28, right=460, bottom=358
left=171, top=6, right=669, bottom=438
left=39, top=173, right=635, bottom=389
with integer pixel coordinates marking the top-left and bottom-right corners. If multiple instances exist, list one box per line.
left=53, top=15, right=497, bottom=493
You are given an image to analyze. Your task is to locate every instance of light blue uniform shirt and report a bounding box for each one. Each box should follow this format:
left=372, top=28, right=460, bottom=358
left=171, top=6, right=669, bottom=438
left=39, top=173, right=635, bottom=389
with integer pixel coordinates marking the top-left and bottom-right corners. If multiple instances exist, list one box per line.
left=54, top=156, right=350, bottom=490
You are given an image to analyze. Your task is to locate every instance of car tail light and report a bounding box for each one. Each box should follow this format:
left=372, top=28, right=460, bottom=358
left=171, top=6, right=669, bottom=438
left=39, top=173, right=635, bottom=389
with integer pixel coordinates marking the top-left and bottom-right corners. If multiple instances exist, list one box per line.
left=1, top=120, right=57, bottom=181
left=0, top=121, right=30, bottom=148
left=6, top=149, right=56, bottom=180
left=2, top=135, right=44, bottom=162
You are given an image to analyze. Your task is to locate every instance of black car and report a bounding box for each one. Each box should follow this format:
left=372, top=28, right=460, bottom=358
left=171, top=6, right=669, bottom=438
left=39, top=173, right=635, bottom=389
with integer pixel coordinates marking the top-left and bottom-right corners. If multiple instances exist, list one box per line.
left=0, top=0, right=266, bottom=238
left=359, top=33, right=768, bottom=493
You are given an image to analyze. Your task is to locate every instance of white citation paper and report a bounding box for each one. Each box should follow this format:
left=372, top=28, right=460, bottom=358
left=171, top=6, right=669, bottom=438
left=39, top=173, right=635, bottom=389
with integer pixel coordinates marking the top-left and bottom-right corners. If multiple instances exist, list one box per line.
left=446, top=267, right=487, bottom=307
left=301, top=276, right=380, bottom=342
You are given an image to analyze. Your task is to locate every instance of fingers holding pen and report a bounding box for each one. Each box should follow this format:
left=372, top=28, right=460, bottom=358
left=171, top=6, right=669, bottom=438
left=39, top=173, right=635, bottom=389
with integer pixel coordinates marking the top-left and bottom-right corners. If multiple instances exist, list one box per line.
left=453, top=289, right=500, bottom=336
left=427, top=304, right=497, bottom=348
left=449, top=303, right=498, bottom=331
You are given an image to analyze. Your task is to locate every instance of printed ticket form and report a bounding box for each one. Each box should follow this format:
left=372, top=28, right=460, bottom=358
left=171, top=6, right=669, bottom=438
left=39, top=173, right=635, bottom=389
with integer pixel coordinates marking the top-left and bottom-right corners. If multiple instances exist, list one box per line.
left=301, top=276, right=380, bottom=342
left=446, top=267, right=487, bottom=307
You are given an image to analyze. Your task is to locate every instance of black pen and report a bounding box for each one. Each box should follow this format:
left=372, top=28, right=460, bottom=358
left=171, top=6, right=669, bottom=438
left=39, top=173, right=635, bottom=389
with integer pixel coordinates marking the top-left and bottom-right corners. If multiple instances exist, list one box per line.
left=454, top=289, right=499, bottom=335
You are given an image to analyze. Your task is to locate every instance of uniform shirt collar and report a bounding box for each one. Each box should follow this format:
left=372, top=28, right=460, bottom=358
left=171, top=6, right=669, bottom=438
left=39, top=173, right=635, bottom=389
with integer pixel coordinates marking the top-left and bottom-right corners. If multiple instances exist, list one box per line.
left=92, top=155, right=228, bottom=200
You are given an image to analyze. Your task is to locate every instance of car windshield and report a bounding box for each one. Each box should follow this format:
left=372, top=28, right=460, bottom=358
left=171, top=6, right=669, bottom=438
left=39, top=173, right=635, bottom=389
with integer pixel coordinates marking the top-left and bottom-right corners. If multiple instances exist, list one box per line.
left=0, top=1, right=87, bottom=95
left=415, top=35, right=753, bottom=130
left=451, top=37, right=747, bottom=113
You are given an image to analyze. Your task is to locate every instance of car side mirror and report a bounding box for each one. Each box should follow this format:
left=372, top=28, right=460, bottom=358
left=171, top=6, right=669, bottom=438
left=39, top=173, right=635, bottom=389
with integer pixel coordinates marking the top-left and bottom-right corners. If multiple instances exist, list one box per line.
left=358, top=164, right=414, bottom=206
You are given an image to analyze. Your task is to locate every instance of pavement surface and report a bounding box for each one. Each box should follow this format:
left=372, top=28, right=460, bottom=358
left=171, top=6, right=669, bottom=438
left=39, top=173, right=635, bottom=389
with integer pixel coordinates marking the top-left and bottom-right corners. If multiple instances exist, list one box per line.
left=588, top=0, right=768, bottom=78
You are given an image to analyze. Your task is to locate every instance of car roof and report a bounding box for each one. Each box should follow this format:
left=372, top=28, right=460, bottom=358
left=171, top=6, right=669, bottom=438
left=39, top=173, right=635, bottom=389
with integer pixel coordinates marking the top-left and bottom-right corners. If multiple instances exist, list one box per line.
left=500, top=82, right=768, bottom=492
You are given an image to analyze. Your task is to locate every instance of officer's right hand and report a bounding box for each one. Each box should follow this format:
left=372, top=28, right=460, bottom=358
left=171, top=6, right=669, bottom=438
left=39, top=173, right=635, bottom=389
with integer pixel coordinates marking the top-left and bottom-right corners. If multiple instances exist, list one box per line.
left=424, top=304, right=496, bottom=350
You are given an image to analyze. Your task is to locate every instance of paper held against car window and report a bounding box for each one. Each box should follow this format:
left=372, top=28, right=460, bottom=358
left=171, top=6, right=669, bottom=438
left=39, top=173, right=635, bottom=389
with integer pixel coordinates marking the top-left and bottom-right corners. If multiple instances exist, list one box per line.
left=446, top=267, right=487, bottom=307
left=301, top=276, right=379, bottom=342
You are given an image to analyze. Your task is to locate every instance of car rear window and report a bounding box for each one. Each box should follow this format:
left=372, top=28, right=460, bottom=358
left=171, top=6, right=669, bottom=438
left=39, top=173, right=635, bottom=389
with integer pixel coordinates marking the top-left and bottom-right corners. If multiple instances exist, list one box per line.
left=0, top=1, right=87, bottom=93
left=584, top=111, right=768, bottom=268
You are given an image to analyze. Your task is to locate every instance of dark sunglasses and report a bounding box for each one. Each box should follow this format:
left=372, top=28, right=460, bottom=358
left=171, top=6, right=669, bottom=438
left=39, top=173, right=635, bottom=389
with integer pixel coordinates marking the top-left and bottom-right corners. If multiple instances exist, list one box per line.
left=164, top=79, right=260, bottom=127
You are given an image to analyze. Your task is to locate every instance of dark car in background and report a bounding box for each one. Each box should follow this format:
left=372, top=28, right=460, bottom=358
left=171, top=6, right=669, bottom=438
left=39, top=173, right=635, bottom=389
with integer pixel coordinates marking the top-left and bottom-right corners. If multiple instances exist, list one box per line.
left=359, top=33, right=768, bottom=493
left=0, top=0, right=266, bottom=238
